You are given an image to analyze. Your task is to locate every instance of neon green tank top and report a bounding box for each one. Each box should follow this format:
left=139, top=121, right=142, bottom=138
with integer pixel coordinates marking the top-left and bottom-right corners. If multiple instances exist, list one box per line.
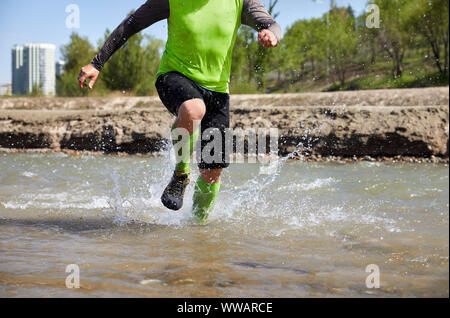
left=156, top=0, right=243, bottom=93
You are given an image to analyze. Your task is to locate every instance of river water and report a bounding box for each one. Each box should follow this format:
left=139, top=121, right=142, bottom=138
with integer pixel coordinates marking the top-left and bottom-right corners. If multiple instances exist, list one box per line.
left=0, top=152, right=448, bottom=297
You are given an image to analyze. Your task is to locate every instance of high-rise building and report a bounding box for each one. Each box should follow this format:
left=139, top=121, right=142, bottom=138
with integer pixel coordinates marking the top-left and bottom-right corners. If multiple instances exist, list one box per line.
left=12, top=45, right=25, bottom=95
left=12, top=43, right=56, bottom=96
left=56, top=60, right=66, bottom=77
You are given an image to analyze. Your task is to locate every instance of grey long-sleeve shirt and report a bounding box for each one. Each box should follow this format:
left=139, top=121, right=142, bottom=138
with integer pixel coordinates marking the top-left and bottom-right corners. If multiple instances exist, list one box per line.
left=91, top=0, right=282, bottom=71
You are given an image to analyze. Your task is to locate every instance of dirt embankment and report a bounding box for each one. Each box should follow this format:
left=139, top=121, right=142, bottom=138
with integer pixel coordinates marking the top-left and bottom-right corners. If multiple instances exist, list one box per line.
left=0, top=87, right=448, bottom=157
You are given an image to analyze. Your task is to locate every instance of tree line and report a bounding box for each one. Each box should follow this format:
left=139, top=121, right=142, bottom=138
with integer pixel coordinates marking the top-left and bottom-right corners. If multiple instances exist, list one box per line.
left=57, top=14, right=164, bottom=97
left=57, top=0, right=449, bottom=97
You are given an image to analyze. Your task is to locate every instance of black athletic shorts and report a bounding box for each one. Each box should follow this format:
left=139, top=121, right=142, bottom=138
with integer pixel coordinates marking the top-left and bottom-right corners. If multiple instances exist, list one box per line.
left=155, top=71, right=230, bottom=170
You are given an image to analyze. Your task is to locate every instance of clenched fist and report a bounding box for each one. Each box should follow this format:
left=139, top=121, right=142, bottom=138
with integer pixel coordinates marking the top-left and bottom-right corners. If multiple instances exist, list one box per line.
left=258, top=29, right=278, bottom=48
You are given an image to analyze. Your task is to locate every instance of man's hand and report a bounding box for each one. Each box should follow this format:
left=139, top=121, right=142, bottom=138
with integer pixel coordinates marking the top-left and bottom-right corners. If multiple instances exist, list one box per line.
left=78, top=64, right=99, bottom=90
left=258, top=29, right=278, bottom=48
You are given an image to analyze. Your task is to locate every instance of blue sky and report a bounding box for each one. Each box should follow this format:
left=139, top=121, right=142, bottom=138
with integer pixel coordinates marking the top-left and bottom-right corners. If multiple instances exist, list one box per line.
left=0, top=0, right=369, bottom=84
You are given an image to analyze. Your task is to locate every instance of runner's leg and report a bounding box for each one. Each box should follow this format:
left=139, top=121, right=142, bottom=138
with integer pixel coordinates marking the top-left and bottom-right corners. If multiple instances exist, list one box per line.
left=156, top=72, right=205, bottom=210
left=192, top=89, right=230, bottom=222
left=193, top=168, right=222, bottom=223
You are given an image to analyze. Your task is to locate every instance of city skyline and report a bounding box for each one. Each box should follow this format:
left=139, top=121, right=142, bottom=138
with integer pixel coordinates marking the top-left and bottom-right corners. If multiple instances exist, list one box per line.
left=0, top=0, right=369, bottom=86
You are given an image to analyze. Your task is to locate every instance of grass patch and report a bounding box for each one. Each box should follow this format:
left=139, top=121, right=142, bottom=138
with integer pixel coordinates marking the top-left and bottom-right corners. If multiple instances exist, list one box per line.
left=323, top=65, right=448, bottom=92
left=229, top=80, right=260, bottom=94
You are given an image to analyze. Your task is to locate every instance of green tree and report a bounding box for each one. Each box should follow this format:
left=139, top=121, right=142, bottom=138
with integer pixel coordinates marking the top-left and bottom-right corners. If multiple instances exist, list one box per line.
left=101, top=28, right=145, bottom=92
left=230, top=25, right=259, bottom=93
left=406, top=0, right=449, bottom=75
left=231, top=27, right=249, bottom=82
left=57, top=33, right=97, bottom=96
left=136, top=35, right=165, bottom=96
left=99, top=12, right=165, bottom=95
left=253, top=0, right=280, bottom=92
left=268, top=35, right=287, bottom=84
left=280, top=20, right=310, bottom=84
left=372, top=0, right=410, bottom=78
left=327, top=7, right=358, bottom=85
left=283, top=18, right=327, bottom=81
left=356, top=12, right=380, bottom=65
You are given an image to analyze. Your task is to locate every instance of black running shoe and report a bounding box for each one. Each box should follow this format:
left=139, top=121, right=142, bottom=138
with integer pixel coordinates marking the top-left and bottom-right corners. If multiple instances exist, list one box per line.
left=161, top=172, right=190, bottom=210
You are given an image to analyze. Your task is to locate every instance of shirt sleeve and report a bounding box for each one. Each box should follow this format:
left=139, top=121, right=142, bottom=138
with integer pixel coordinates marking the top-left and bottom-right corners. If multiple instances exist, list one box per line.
left=91, top=0, right=170, bottom=71
left=241, top=0, right=282, bottom=42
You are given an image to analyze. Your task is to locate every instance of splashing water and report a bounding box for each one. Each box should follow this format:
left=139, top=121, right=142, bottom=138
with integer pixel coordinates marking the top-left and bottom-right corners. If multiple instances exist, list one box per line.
left=0, top=152, right=448, bottom=297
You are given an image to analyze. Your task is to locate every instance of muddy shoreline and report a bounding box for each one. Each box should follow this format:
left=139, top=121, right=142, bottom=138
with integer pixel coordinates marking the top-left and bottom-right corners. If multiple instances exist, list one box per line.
left=1, top=147, right=448, bottom=164
left=0, top=87, right=448, bottom=159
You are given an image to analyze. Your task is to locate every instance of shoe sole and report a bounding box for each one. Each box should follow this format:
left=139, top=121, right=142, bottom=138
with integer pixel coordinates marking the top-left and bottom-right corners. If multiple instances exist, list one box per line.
left=161, top=194, right=183, bottom=211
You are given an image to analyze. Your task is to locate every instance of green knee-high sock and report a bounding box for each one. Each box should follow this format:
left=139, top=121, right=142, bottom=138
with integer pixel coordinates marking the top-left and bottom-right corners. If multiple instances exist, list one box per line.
left=171, top=125, right=199, bottom=175
left=193, top=177, right=221, bottom=223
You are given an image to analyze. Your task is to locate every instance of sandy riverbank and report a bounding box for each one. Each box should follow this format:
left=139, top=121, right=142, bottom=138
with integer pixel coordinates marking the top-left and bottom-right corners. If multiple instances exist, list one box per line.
left=0, top=87, right=448, bottom=158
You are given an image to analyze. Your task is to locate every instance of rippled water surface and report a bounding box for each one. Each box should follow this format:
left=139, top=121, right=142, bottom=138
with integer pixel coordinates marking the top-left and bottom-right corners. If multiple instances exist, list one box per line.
left=0, top=153, right=448, bottom=297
